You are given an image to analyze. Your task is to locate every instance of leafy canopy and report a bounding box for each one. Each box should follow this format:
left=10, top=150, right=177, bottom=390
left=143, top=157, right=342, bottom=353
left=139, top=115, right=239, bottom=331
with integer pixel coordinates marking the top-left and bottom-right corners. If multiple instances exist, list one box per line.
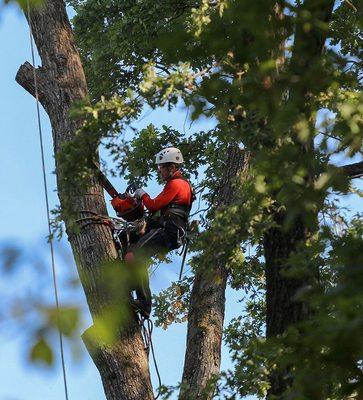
left=2, top=0, right=362, bottom=398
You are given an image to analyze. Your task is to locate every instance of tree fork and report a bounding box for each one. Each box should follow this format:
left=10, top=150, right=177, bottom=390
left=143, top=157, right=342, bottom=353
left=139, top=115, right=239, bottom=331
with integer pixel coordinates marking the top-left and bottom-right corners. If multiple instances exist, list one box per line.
left=16, top=1, right=153, bottom=399
left=180, top=146, right=251, bottom=400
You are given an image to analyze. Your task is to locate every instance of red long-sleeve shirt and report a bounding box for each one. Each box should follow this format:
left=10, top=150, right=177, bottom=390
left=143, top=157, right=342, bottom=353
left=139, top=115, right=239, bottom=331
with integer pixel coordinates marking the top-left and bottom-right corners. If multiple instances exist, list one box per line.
left=141, top=171, right=192, bottom=213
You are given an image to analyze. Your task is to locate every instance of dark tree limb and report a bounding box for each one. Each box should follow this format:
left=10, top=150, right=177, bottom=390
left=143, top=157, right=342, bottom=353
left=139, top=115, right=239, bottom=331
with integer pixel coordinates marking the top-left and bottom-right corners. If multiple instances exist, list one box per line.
left=340, top=161, right=363, bottom=179
left=265, top=0, right=335, bottom=397
left=266, top=0, right=335, bottom=335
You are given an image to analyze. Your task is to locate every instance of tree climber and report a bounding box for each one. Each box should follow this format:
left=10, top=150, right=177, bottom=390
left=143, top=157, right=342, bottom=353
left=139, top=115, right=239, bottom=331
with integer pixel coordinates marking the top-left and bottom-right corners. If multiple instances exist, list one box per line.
left=111, top=147, right=194, bottom=318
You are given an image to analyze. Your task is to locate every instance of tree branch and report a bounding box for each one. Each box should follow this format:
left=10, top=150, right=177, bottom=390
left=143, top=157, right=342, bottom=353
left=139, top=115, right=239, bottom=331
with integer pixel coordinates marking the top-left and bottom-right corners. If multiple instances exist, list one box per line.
left=340, top=161, right=363, bottom=179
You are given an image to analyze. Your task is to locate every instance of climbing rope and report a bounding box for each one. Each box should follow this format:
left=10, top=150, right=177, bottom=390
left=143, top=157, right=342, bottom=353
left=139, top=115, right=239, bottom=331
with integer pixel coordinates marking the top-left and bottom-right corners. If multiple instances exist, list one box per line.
left=140, top=317, right=163, bottom=400
left=26, top=1, right=69, bottom=399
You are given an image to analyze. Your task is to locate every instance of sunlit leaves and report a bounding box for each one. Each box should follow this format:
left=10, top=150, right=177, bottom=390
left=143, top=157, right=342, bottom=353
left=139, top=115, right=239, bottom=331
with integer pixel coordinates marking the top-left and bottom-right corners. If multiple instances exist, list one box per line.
left=140, top=62, right=196, bottom=108
left=57, top=95, right=140, bottom=227
left=153, top=277, right=193, bottom=329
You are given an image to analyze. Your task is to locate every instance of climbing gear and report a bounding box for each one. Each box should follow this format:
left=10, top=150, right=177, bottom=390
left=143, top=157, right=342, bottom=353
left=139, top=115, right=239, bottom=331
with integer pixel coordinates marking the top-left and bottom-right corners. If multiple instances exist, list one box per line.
left=178, top=238, right=189, bottom=280
left=155, top=147, right=184, bottom=165
left=130, top=298, right=151, bottom=319
left=139, top=318, right=162, bottom=399
left=162, top=203, right=191, bottom=221
left=157, top=174, right=195, bottom=253
left=26, top=1, right=69, bottom=399
left=178, top=220, right=199, bottom=280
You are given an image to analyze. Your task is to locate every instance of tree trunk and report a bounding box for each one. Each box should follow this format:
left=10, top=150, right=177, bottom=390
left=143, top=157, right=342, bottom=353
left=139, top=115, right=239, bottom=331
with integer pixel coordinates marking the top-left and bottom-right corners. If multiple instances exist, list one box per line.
left=264, top=0, right=335, bottom=396
left=180, top=146, right=250, bottom=400
left=264, top=213, right=311, bottom=395
left=16, top=1, right=153, bottom=399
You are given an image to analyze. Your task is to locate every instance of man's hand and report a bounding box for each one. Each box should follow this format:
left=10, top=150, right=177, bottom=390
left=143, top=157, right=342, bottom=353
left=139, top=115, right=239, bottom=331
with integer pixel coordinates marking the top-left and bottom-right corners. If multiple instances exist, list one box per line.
left=134, top=188, right=147, bottom=199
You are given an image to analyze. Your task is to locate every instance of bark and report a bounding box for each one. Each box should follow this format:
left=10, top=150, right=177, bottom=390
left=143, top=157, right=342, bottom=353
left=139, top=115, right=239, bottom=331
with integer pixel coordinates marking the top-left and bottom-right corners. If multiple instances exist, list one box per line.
left=265, top=0, right=335, bottom=397
left=16, top=2, right=153, bottom=399
left=341, top=160, right=363, bottom=179
left=180, top=146, right=251, bottom=400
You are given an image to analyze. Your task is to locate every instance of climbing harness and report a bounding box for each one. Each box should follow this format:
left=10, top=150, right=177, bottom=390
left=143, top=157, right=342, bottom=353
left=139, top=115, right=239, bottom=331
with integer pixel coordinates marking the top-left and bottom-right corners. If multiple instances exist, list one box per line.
left=25, top=1, right=69, bottom=399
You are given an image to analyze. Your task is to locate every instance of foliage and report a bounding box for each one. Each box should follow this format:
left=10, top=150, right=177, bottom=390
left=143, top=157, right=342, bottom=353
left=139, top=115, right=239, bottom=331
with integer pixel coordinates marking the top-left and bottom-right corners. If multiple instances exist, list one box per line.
left=2, top=0, right=362, bottom=398
left=0, top=241, right=83, bottom=367
left=67, top=0, right=198, bottom=100
left=153, top=276, right=193, bottom=329
left=221, top=216, right=363, bottom=399
left=56, top=95, right=140, bottom=229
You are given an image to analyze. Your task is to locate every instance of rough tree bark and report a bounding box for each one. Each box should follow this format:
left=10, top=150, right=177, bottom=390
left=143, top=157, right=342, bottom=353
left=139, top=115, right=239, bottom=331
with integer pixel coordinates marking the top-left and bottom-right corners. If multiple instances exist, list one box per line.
left=264, top=0, right=335, bottom=396
left=16, top=1, right=153, bottom=399
left=180, top=146, right=250, bottom=400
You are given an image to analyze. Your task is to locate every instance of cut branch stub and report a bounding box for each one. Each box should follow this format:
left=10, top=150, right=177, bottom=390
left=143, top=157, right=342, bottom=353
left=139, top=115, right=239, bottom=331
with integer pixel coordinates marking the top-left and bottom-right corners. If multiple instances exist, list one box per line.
left=16, top=61, right=48, bottom=102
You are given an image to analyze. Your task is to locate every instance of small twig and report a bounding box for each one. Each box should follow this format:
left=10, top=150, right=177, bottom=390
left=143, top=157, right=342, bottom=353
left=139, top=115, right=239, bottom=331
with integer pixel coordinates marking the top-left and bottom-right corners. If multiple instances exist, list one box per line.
left=155, top=63, right=171, bottom=75
left=318, top=130, right=343, bottom=142
left=344, top=0, right=358, bottom=12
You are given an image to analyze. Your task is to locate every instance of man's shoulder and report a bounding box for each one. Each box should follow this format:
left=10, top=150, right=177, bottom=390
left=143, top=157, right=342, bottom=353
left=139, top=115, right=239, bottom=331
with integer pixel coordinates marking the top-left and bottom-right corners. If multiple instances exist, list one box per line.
left=167, top=176, right=189, bottom=186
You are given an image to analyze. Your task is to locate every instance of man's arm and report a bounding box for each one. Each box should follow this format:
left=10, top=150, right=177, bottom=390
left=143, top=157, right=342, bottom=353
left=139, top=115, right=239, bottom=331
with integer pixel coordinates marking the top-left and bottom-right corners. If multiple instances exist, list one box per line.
left=141, top=181, right=179, bottom=212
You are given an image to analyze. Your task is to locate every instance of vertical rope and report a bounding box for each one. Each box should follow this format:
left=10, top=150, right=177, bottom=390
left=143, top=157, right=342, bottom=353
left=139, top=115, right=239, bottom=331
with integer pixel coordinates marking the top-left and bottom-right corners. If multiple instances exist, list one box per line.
left=140, top=317, right=162, bottom=400
left=25, top=1, right=69, bottom=399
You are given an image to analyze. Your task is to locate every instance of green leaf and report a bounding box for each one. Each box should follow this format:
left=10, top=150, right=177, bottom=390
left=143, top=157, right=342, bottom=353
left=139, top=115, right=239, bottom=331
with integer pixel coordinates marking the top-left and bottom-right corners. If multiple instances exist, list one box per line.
left=29, top=337, right=54, bottom=366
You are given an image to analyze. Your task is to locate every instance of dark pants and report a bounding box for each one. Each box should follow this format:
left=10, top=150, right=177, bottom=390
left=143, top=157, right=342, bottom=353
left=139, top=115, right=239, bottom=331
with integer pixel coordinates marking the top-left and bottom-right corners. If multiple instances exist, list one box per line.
left=125, top=217, right=187, bottom=308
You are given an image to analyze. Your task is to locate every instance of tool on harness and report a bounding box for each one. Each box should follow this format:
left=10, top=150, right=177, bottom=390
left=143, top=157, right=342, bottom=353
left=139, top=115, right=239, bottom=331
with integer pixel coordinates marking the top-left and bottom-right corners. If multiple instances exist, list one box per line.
left=131, top=298, right=151, bottom=319
left=178, top=238, right=189, bottom=280
left=139, top=317, right=163, bottom=400
left=178, top=220, right=199, bottom=280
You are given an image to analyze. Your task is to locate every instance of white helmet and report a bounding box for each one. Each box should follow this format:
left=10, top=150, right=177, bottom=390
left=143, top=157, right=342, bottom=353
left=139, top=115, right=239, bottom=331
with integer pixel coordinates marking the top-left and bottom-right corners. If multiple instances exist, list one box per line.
left=155, top=147, right=184, bottom=165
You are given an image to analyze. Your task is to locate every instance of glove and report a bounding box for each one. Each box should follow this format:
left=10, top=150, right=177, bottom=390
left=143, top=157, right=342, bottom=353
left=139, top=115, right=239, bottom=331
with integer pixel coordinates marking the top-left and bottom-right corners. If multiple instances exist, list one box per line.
left=134, top=188, right=147, bottom=200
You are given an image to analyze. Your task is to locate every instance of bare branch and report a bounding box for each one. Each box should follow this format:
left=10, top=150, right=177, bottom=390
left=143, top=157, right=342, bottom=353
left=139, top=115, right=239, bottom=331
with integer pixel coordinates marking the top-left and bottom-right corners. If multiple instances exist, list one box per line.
left=340, top=161, right=363, bottom=179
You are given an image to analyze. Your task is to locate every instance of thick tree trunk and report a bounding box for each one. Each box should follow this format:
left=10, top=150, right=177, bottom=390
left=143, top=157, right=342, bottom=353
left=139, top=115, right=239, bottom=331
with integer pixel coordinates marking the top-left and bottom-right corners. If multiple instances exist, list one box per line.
left=180, top=146, right=250, bottom=400
left=16, top=2, right=153, bottom=399
left=264, top=0, right=335, bottom=397
left=264, top=214, right=310, bottom=337
left=263, top=213, right=311, bottom=395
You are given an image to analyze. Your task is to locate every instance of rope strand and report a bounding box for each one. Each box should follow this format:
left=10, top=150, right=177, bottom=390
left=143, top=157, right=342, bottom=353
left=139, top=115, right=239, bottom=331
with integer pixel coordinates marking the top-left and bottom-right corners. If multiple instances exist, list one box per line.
left=141, top=318, right=162, bottom=400
left=26, top=2, right=69, bottom=399
left=147, top=319, right=162, bottom=400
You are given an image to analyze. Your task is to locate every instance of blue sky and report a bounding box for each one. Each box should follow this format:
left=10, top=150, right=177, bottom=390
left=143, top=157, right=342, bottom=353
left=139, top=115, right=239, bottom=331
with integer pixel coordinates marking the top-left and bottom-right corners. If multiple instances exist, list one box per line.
left=0, top=3, right=362, bottom=400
